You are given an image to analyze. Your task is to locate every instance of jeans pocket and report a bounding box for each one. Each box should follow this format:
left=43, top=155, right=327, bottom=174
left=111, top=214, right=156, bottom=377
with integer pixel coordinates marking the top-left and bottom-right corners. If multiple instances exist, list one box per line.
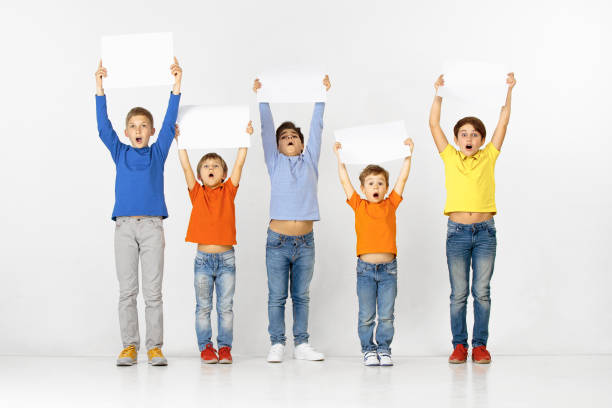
left=302, top=236, right=315, bottom=248
left=487, top=225, right=497, bottom=237
left=266, top=237, right=283, bottom=249
left=223, top=253, right=236, bottom=269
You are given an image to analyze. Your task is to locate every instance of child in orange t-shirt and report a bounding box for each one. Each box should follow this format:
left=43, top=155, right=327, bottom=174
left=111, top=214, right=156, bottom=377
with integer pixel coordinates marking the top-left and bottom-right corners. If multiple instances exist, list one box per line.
left=175, top=122, right=253, bottom=364
left=333, top=139, right=414, bottom=367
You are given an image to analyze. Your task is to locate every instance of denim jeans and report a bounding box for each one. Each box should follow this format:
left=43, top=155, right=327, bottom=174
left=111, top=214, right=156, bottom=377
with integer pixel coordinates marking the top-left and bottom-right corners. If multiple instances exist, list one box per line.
left=194, top=249, right=236, bottom=350
left=266, top=229, right=315, bottom=346
left=446, top=218, right=497, bottom=348
left=356, top=258, right=397, bottom=354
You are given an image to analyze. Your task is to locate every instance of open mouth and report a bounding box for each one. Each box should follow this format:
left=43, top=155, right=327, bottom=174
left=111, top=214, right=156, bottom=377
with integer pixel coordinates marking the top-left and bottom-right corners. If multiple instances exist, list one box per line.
left=288, top=142, right=294, bottom=146
left=373, top=193, right=380, bottom=199
left=466, top=144, right=473, bottom=150
left=136, top=137, right=142, bottom=143
left=208, top=173, right=214, bottom=178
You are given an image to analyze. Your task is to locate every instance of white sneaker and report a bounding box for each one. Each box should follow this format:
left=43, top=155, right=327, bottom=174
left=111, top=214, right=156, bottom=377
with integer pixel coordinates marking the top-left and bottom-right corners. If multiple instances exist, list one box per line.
left=363, top=351, right=379, bottom=366
left=267, top=343, right=285, bottom=363
left=293, top=343, right=325, bottom=361
left=378, top=352, right=393, bottom=366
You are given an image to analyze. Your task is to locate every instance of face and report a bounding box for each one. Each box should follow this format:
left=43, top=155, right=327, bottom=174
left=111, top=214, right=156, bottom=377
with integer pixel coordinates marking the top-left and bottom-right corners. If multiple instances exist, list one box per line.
left=124, top=115, right=155, bottom=148
left=360, top=174, right=388, bottom=203
left=199, top=158, right=226, bottom=188
left=455, top=124, right=484, bottom=157
left=278, top=129, right=304, bottom=156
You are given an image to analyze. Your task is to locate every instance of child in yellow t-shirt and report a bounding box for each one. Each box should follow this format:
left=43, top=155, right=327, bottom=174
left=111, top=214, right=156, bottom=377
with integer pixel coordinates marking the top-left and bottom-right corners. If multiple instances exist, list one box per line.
left=429, top=72, right=516, bottom=365
left=333, top=139, right=414, bottom=366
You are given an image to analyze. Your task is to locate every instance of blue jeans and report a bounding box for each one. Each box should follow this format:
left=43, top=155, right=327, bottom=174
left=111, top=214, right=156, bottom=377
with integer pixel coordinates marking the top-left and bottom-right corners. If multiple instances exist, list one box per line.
left=356, top=258, right=397, bottom=354
left=266, top=229, right=315, bottom=346
left=194, top=249, right=236, bottom=350
left=446, top=218, right=497, bottom=348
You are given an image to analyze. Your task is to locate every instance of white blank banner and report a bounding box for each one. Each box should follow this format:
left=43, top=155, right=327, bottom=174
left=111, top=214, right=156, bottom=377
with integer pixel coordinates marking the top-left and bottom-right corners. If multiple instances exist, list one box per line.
left=438, top=60, right=508, bottom=103
left=101, top=32, right=174, bottom=89
left=256, top=72, right=327, bottom=103
left=335, top=121, right=411, bottom=164
left=177, top=105, right=251, bottom=150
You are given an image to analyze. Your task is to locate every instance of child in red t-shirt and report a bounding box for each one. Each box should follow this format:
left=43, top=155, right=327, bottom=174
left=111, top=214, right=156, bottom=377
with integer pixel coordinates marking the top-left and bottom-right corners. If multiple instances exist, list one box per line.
left=175, top=122, right=252, bottom=364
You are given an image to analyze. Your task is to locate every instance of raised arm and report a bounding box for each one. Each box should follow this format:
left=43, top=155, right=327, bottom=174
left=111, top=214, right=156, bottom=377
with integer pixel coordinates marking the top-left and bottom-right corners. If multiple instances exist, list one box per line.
left=333, top=142, right=356, bottom=200
left=230, top=121, right=253, bottom=187
left=174, top=125, right=196, bottom=191
left=254, top=79, right=278, bottom=170
left=94, top=60, right=122, bottom=162
left=155, top=57, right=183, bottom=158
left=429, top=74, right=449, bottom=153
left=393, top=138, right=414, bottom=196
left=490, top=72, right=516, bottom=151
left=305, top=75, right=331, bottom=165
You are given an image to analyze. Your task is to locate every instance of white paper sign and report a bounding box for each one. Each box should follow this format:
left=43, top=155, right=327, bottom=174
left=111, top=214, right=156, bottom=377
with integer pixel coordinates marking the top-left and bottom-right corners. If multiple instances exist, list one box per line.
left=334, top=121, right=411, bottom=164
left=256, top=72, right=327, bottom=103
left=101, top=32, right=174, bottom=89
left=438, top=60, right=508, bottom=103
left=177, top=105, right=251, bottom=150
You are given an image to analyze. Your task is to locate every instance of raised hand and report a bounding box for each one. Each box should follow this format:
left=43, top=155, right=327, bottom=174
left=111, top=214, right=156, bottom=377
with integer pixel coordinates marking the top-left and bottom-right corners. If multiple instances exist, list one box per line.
left=246, top=120, right=254, bottom=135
left=434, top=74, right=445, bottom=93
left=333, top=141, right=342, bottom=159
left=95, top=60, right=107, bottom=96
left=404, top=138, right=414, bottom=155
left=253, top=78, right=262, bottom=93
left=323, top=75, right=331, bottom=91
left=506, top=72, right=516, bottom=89
left=171, top=57, right=182, bottom=94
left=174, top=124, right=180, bottom=142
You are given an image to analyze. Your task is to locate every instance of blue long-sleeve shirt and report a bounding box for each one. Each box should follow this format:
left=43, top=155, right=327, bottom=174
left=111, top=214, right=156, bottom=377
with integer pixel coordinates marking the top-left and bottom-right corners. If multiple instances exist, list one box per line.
left=96, top=92, right=181, bottom=220
left=259, top=102, right=325, bottom=221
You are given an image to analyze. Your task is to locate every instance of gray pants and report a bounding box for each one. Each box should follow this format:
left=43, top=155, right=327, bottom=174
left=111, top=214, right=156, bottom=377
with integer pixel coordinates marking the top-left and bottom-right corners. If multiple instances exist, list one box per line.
left=115, top=216, right=165, bottom=351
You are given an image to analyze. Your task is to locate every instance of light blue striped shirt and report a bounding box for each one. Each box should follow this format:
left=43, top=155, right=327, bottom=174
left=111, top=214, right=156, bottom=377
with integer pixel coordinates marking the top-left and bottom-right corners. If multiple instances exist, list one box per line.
left=259, top=102, right=325, bottom=221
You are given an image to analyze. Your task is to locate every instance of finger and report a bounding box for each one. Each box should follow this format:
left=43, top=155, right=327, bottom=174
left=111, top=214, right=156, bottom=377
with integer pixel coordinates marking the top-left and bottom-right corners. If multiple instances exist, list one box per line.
left=174, top=56, right=179, bottom=65
left=99, top=59, right=102, bottom=68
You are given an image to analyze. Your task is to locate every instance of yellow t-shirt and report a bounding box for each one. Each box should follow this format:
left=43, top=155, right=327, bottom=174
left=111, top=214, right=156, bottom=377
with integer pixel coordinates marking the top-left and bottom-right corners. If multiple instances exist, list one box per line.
left=440, top=143, right=500, bottom=216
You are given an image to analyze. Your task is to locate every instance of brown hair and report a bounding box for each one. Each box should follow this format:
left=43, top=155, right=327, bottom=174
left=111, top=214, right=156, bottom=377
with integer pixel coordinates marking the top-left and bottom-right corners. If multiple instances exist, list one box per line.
left=359, top=165, right=389, bottom=187
left=276, top=121, right=304, bottom=146
left=453, top=116, right=486, bottom=139
left=196, top=153, right=228, bottom=181
left=125, top=107, right=154, bottom=128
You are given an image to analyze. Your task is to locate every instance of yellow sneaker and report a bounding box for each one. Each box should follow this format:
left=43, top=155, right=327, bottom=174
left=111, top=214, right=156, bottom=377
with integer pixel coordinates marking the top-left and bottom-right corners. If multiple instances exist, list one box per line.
left=116, top=345, right=137, bottom=366
left=147, top=347, right=168, bottom=366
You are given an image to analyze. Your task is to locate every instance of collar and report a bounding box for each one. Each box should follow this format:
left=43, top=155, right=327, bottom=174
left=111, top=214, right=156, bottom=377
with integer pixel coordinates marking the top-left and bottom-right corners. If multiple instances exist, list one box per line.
left=458, top=148, right=483, bottom=161
left=202, top=181, right=224, bottom=192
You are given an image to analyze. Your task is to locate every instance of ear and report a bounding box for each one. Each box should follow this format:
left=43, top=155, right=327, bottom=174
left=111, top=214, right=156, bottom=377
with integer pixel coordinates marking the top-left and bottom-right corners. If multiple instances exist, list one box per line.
left=360, top=185, right=366, bottom=195
left=151, top=127, right=156, bottom=136
left=124, top=129, right=129, bottom=138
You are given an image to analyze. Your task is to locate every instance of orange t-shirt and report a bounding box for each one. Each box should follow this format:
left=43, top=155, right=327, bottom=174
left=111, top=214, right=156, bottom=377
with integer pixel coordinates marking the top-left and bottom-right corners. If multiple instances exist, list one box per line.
left=185, top=180, right=238, bottom=245
left=347, top=190, right=402, bottom=256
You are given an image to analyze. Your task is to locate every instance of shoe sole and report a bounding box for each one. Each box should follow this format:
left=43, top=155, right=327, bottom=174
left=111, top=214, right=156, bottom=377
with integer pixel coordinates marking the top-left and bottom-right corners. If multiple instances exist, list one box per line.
left=472, top=359, right=491, bottom=364
left=448, top=359, right=467, bottom=364
left=201, top=359, right=218, bottom=364
left=116, top=360, right=137, bottom=366
left=380, top=363, right=394, bottom=366
left=219, top=359, right=233, bottom=364
left=148, top=360, right=168, bottom=366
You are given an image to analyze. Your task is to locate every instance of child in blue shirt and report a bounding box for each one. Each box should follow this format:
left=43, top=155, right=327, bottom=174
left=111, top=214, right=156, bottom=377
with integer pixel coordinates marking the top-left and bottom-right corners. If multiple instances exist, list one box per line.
left=253, top=76, right=330, bottom=363
left=95, top=58, right=182, bottom=366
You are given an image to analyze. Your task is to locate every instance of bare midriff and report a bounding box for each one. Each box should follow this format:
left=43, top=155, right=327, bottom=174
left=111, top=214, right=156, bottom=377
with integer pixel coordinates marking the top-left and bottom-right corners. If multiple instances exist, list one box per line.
left=448, top=212, right=494, bottom=224
left=197, top=244, right=233, bottom=253
left=269, top=220, right=314, bottom=236
left=359, top=252, right=396, bottom=264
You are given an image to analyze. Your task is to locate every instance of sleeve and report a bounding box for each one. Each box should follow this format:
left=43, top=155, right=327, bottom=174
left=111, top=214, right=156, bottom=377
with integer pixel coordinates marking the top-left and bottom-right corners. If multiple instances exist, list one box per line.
left=224, top=179, right=239, bottom=200
left=95, top=94, right=123, bottom=163
left=188, top=182, right=201, bottom=204
left=484, top=142, right=500, bottom=162
left=153, top=92, right=181, bottom=161
left=259, top=102, right=278, bottom=174
left=305, top=102, right=325, bottom=166
left=388, top=190, right=403, bottom=209
left=439, top=143, right=456, bottom=163
left=346, top=191, right=361, bottom=211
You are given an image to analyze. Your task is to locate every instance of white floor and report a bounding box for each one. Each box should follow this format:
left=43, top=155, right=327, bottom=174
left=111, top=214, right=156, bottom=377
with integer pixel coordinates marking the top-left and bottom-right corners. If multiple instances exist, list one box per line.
left=0, top=355, right=610, bottom=407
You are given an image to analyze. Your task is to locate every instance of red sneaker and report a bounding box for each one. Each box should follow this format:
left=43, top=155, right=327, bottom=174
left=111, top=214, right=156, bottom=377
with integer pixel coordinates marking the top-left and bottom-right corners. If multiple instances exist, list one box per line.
left=448, top=344, right=468, bottom=364
left=218, top=347, right=233, bottom=364
left=472, top=346, right=491, bottom=364
left=201, top=344, right=218, bottom=364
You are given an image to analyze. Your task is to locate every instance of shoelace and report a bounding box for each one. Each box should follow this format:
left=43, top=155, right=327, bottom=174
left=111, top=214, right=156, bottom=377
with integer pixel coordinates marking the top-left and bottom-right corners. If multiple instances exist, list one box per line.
left=364, top=352, right=377, bottom=360
left=119, top=346, right=136, bottom=358
left=149, top=348, right=164, bottom=358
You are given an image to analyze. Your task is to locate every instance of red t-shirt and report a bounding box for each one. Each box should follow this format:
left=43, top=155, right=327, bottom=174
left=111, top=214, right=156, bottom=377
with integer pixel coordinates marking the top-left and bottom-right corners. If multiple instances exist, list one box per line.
left=185, top=180, right=238, bottom=245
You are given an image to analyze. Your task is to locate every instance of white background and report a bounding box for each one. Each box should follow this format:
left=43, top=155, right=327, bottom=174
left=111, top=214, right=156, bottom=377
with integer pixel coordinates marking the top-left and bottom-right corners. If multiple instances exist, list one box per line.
left=0, top=0, right=610, bottom=357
